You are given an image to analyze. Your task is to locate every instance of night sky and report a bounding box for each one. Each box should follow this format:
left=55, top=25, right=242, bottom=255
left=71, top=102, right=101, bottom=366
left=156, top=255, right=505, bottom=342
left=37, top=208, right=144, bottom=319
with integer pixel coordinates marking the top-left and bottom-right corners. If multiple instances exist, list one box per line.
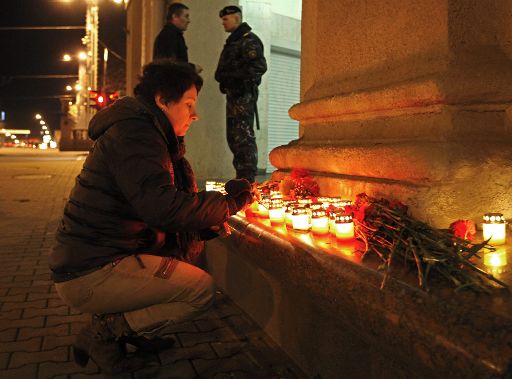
left=0, top=0, right=126, bottom=138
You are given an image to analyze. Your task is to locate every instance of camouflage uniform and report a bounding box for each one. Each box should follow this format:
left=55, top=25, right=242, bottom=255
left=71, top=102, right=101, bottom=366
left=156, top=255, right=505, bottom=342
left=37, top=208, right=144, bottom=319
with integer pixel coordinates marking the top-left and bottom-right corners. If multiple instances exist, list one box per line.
left=215, top=22, right=267, bottom=183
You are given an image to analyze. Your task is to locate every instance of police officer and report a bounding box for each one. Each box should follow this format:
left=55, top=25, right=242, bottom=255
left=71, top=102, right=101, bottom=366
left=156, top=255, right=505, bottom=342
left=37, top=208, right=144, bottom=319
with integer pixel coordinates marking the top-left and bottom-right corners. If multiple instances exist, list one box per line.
left=215, top=5, right=267, bottom=184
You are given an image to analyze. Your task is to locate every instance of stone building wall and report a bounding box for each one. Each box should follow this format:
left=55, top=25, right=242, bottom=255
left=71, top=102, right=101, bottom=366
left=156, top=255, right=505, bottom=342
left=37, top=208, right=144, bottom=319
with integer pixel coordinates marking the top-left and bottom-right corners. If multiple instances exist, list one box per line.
left=270, top=0, right=512, bottom=227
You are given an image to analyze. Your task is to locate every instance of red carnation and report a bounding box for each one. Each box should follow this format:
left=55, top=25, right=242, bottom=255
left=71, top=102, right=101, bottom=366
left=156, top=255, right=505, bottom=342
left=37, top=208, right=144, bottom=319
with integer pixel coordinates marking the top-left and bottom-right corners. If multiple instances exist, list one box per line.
left=300, top=177, right=320, bottom=196
left=449, top=219, right=476, bottom=241
left=343, top=204, right=354, bottom=214
left=290, top=168, right=310, bottom=181
left=352, top=193, right=370, bottom=223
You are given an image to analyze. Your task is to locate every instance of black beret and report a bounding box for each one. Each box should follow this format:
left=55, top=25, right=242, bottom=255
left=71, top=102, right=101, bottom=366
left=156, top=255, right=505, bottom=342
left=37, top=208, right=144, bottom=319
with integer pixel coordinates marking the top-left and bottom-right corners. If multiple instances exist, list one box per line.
left=219, top=5, right=242, bottom=17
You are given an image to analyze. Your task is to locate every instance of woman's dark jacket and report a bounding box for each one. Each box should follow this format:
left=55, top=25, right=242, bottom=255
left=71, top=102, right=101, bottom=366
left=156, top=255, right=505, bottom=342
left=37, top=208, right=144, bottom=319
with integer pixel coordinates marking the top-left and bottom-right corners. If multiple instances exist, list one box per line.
left=50, top=96, right=235, bottom=281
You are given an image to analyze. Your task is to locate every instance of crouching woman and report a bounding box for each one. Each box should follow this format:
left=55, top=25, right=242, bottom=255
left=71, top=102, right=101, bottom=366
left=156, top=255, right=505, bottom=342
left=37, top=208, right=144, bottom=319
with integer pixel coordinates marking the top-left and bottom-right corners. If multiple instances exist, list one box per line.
left=49, top=60, right=254, bottom=375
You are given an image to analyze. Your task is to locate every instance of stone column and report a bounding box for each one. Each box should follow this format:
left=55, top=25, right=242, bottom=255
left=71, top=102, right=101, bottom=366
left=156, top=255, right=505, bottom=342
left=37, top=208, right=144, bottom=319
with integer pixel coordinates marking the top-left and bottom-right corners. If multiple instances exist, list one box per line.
left=270, top=0, right=512, bottom=227
left=183, top=0, right=237, bottom=179
left=125, top=0, right=166, bottom=96
left=239, top=0, right=272, bottom=174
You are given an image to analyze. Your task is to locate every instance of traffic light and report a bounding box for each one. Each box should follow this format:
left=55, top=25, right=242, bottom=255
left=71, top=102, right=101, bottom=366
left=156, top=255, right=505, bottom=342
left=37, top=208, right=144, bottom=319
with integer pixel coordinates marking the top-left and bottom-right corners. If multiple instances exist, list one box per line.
left=108, top=91, right=120, bottom=103
left=89, top=90, right=120, bottom=110
left=90, top=90, right=106, bottom=110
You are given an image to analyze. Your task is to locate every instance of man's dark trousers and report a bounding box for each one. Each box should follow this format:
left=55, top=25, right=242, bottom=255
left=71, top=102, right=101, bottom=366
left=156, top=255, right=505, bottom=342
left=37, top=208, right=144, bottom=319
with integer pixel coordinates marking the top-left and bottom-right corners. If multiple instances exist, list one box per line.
left=226, top=91, right=257, bottom=183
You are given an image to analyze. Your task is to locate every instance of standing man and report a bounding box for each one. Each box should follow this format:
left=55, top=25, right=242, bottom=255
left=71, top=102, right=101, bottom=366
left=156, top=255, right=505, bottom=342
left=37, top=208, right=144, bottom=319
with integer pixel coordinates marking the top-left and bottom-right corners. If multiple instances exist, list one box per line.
left=215, top=5, right=267, bottom=184
left=153, top=3, right=190, bottom=62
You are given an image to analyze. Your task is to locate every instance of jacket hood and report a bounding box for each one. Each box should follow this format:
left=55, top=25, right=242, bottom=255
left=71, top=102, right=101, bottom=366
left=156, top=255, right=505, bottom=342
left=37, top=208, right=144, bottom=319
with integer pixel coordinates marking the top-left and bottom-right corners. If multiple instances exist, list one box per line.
left=88, top=96, right=154, bottom=140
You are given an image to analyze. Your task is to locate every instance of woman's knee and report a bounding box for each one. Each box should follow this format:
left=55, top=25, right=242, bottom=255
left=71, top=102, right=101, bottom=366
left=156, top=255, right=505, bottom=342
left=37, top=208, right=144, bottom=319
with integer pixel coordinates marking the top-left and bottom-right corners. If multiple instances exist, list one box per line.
left=193, top=272, right=215, bottom=311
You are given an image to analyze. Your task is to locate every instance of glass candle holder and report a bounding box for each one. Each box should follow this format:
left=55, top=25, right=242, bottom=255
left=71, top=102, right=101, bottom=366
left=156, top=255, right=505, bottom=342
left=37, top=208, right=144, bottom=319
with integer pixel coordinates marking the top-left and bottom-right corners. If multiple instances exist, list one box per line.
left=268, top=197, right=285, bottom=225
left=205, top=180, right=216, bottom=191
left=316, top=197, right=331, bottom=203
left=483, top=249, right=508, bottom=268
left=258, top=195, right=270, bottom=218
left=284, top=202, right=296, bottom=229
left=328, top=210, right=337, bottom=236
left=292, top=206, right=311, bottom=232
left=270, top=190, right=281, bottom=198
left=332, top=199, right=352, bottom=209
left=216, top=182, right=227, bottom=195
left=247, top=201, right=260, bottom=217
left=311, top=209, right=329, bottom=236
left=335, top=212, right=355, bottom=240
left=310, top=202, right=323, bottom=211
left=482, top=213, right=507, bottom=245
left=297, top=198, right=313, bottom=206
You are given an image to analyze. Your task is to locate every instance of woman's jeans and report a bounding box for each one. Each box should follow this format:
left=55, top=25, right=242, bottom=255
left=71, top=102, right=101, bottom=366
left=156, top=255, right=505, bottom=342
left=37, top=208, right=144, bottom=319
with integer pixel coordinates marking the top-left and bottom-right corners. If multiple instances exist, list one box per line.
left=54, top=254, right=215, bottom=334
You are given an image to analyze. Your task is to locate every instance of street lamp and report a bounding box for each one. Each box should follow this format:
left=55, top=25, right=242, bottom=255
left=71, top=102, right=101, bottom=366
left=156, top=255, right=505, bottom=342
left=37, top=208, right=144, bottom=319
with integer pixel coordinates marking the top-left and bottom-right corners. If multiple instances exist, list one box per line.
left=59, top=0, right=124, bottom=144
left=66, top=85, right=73, bottom=91
left=40, top=120, right=45, bottom=125
left=102, top=47, right=108, bottom=92
left=62, top=54, right=72, bottom=62
left=35, top=114, right=42, bottom=120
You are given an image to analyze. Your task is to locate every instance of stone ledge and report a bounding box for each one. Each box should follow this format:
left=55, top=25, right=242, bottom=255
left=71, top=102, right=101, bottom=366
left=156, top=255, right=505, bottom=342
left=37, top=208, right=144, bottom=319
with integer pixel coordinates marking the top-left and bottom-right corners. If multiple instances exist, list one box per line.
left=268, top=141, right=512, bottom=228
left=206, top=215, right=512, bottom=379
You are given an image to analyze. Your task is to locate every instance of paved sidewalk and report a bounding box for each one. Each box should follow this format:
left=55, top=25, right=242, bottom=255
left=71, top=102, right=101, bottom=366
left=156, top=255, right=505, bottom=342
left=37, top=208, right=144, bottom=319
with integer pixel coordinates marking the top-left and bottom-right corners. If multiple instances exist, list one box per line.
left=0, top=148, right=304, bottom=379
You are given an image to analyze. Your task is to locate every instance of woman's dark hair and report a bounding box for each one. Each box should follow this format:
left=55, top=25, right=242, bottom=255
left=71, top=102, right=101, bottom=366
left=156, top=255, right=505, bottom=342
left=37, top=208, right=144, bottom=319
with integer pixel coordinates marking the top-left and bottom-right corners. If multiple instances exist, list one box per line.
left=134, top=59, right=203, bottom=104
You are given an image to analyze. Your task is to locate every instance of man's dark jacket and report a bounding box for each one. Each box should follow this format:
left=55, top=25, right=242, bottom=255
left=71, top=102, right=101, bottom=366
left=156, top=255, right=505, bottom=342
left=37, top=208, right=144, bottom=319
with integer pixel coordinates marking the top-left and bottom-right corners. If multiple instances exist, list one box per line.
left=153, top=23, right=188, bottom=62
left=215, top=22, right=267, bottom=95
left=50, top=96, right=236, bottom=281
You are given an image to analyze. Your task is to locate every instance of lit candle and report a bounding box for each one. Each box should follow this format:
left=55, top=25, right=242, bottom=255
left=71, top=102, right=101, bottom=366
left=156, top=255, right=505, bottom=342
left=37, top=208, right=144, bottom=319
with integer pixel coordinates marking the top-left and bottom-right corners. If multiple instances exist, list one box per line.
left=311, top=209, right=329, bottom=236
left=284, top=202, right=296, bottom=229
left=483, top=249, right=507, bottom=268
left=205, top=180, right=216, bottom=191
left=332, top=199, right=352, bottom=209
left=245, top=201, right=260, bottom=217
left=482, top=213, right=507, bottom=245
left=335, top=212, right=355, bottom=240
left=297, top=198, right=313, bottom=207
left=310, top=202, right=323, bottom=211
left=329, top=210, right=337, bottom=236
left=317, top=197, right=331, bottom=207
left=292, top=206, right=311, bottom=232
left=216, top=181, right=227, bottom=194
left=268, top=197, right=285, bottom=225
left=257, top=195, right=270, bottom=218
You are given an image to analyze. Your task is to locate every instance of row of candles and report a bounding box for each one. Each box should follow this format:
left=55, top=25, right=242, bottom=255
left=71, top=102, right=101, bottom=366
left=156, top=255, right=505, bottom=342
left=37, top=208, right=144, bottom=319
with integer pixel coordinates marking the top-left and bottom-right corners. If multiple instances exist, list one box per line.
left=254, top=194, right=356, bottom=240
left=205, top=181, right=355, bottom=239
left=205, top=181, right=509, bottom=272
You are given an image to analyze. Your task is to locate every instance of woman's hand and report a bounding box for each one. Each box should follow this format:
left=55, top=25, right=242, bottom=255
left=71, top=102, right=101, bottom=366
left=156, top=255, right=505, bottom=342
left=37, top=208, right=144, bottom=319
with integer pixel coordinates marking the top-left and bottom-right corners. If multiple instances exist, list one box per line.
left=225, top=179, right=256, bottom=213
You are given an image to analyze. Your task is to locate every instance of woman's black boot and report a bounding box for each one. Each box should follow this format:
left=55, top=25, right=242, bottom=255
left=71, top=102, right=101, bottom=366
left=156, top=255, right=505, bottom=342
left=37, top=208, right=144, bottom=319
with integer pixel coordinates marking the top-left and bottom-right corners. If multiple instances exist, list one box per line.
left=73, top=313, right=150, bottom=375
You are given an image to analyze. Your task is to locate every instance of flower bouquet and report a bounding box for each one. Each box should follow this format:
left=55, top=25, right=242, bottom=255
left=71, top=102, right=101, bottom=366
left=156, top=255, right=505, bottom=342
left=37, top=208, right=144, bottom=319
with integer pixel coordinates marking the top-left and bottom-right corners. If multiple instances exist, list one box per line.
left=347, top=193, right=507, bottom=292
